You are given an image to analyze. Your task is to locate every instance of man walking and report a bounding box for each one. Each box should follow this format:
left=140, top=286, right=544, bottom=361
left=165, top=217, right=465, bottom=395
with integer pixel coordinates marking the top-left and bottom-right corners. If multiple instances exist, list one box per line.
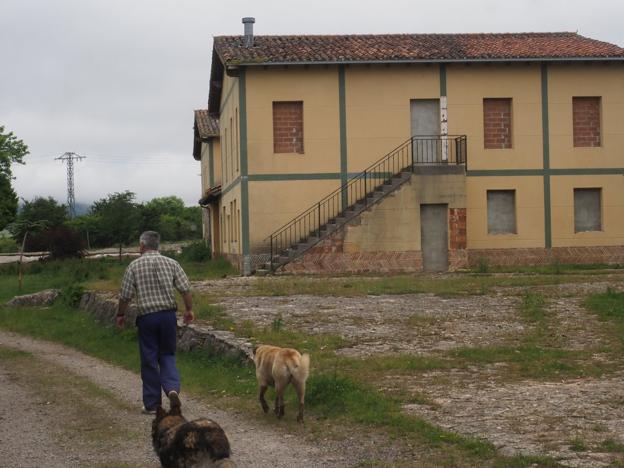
left=116, top=231, right=194, bottom=414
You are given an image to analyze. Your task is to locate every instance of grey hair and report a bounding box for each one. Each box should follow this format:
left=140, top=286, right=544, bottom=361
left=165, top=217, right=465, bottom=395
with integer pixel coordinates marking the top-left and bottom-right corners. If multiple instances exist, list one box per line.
left=140, top=231, right=160, bottom=250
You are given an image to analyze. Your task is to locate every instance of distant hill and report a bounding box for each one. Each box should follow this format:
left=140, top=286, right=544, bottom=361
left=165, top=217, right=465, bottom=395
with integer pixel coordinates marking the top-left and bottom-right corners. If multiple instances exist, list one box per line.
left=74, top=201, right=91, bottom=215
left=17, top=198, right=91, bottom=215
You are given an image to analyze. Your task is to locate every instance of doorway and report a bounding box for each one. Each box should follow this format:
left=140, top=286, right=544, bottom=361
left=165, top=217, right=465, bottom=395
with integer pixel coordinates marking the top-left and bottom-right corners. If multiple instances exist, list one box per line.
left=420, top=204, right=448, bottom=272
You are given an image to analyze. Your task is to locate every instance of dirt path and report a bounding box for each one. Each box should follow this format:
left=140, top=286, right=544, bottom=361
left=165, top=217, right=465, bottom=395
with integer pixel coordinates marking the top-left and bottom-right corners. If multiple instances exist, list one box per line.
left=0, top=331, right=354, bottom=468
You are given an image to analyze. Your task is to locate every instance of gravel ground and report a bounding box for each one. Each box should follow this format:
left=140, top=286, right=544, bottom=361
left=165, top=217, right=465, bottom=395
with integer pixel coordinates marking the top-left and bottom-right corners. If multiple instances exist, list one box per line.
left=198, top=275, right=624, bottom=467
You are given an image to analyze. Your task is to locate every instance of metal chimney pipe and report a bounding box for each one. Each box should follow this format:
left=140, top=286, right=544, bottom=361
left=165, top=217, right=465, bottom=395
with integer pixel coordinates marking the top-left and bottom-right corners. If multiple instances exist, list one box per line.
left=242, top=17, right=255, bottom=47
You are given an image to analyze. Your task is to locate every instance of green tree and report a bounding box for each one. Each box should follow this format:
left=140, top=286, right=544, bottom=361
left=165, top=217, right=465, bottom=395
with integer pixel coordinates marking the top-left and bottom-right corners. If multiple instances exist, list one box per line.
left=139, top=196, right=200, bottom=241
left=0, top=125, right=29, bottom=229
left=90, top=191, right=139, bottom=259
left=0, top=176, right=18, bottom=230
left=13, top=197, right=68, bottom=239
left=67, top=213, right=99, bottom=249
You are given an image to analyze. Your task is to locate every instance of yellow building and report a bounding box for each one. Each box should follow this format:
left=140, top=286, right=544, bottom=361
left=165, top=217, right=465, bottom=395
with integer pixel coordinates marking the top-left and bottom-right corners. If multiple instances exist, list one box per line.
left=194, top=18, right=624, bottom=275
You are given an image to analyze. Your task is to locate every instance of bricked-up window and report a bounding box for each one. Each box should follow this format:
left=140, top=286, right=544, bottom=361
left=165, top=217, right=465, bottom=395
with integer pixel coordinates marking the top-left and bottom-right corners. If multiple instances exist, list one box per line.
left=273, top=101, right=304, bottom=154
left=483, top=98, right=512, bottom=149
left=574, top=188, right=602, bottom=232
left=487, top=190, right=516, bottom=234
left=573, top=97, right=601, bottom=147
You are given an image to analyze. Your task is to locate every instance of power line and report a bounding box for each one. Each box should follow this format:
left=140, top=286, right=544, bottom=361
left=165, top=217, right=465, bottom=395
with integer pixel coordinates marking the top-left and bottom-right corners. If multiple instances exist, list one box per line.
left=55, top=152, right=86, bottom=218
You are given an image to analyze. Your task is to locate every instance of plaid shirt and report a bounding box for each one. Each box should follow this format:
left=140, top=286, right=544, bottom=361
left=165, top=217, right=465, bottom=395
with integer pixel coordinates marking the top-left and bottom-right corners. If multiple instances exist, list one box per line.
left=119, top=251, right=191, bottom=315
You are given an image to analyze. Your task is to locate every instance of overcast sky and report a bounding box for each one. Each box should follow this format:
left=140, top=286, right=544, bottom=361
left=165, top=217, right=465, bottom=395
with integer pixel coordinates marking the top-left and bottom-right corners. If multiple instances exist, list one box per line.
left=1, top=0, right=622, bottom=207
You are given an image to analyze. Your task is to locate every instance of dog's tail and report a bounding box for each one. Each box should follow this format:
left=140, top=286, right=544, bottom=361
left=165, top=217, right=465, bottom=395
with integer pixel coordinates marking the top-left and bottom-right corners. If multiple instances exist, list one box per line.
left=289, top=352, right=310, bottom=383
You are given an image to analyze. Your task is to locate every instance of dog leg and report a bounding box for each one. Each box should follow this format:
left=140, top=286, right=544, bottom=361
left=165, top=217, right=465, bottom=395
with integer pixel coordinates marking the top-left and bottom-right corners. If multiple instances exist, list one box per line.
left=274, top=382, right=285, bottom=419
left=258, top=384, right=270, bottom=413
left=292, top=379, right=306, bottom=423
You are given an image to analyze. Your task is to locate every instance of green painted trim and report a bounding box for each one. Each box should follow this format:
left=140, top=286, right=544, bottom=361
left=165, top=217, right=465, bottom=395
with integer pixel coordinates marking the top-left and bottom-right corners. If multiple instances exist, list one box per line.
left=238, top=69, right=250, bottom=256
left=541, top=63, right=552, bottom=249
left=439, top=63, right=447, bottom=96
left=208, top=140, right=215, bottom=187
left=338, top=65, right=348, bottom=209
left=219, top=80, right=237, bottom=115
left=221, top=176, right=241, bottom=197
left=550, top=168, right=624, bottom=175
left=249, top=173, right=342, bottom=181
left=467, top=168, right=624, bottom=177
left=466, top=169, right=544, bottom=177
left=544, top=174, right=551, bottom=248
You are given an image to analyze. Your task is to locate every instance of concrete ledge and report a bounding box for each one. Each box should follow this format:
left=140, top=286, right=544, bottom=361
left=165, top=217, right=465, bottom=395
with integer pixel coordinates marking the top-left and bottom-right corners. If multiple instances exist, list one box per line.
left=413, top=165, right=466, bottom=175
left=6, top=290, right=254, bottom=365
left=5, top=289, right=60, bottom=307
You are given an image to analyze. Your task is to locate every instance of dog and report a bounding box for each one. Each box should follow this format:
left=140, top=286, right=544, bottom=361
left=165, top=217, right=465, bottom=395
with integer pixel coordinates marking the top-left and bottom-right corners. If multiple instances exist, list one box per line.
left=253, top=344, right=310, bottom=422
left=152, top=392, right=235, bottom=468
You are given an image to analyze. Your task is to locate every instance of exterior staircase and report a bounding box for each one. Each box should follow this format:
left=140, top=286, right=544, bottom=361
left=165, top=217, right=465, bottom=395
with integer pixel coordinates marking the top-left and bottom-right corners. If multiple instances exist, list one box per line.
left=258, top=135, right=467, bottom=274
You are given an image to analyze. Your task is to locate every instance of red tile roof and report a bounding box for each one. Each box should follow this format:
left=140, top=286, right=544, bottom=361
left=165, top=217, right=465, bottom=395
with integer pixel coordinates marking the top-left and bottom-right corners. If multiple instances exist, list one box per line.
left=214, top=33, right=624, bottom=65
left=194, top=110, right=219, bottom=138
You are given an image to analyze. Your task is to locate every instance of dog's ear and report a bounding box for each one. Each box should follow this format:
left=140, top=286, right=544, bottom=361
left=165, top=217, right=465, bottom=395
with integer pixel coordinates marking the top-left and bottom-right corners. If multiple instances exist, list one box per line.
left=156, top=405, right=166, bottom=419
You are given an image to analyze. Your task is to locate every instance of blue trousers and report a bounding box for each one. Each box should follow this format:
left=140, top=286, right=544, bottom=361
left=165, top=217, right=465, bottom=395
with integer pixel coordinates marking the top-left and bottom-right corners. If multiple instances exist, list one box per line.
left=136, top=309, right=180, bottom=410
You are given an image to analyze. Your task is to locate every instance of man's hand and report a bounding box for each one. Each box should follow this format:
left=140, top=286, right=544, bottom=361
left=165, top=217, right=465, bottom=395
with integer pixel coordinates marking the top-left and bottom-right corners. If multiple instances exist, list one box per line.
left=183, top=309, right=195, bottom=325
left=116, top=314, right=126, bottom=329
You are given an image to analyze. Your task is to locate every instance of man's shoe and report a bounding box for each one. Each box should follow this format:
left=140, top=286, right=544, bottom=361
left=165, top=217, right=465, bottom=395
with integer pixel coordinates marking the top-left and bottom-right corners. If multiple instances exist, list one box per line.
left=167, top=390, right=181, bottom=408
left=141, top=406, right=156, bottom=415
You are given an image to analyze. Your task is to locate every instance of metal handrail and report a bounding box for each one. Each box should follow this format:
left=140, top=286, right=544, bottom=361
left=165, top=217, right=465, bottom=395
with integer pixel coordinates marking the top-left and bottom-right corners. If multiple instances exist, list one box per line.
left=268, top=135, right=467, bottom=270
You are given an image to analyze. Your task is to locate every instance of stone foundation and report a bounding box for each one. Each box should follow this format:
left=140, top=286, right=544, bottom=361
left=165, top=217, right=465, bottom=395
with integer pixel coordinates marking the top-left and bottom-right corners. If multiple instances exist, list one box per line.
left=281, top=244, right=624, bottom=274
left=467, top=246, right=624, bottom=268
left=283, top=250, right=423, bottom=274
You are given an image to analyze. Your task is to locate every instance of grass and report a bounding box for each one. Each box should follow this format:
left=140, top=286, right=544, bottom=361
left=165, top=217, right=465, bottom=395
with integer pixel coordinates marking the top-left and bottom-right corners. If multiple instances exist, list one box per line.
left=0, top=303, right=560, bottom=466
left=0, top=255, right=239, bottom=301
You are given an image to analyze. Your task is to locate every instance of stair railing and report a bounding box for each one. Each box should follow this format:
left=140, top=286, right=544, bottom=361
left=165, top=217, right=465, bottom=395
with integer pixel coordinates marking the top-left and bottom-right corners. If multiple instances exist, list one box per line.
left=267, top=135, right=467, bottom=271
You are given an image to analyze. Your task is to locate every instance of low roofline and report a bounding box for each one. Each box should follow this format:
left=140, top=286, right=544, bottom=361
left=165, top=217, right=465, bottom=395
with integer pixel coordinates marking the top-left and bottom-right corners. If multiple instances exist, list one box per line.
left=229, top=56, right=624, bottom=68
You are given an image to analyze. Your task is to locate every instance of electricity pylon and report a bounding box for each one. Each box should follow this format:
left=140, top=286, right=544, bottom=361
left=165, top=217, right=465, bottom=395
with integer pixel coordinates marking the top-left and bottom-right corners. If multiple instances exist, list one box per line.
left=55, top=152, right=86, bottom=218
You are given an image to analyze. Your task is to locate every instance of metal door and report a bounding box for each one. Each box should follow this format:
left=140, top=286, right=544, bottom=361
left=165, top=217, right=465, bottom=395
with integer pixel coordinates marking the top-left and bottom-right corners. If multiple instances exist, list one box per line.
left=410, top=99, right=441, bottom=163
left=420, top=204, right=448, bottom=272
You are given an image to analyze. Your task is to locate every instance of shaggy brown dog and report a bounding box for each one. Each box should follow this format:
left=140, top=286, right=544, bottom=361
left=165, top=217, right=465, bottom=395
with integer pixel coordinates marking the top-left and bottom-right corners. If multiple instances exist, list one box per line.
left=152, top=392, right=235, bottom=468
left=253, top=344, right=310, bottom=422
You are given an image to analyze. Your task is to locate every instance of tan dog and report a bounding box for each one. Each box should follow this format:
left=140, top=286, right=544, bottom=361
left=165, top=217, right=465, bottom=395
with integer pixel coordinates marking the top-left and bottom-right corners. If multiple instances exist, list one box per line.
left=253, top=344, right=310, bottom=422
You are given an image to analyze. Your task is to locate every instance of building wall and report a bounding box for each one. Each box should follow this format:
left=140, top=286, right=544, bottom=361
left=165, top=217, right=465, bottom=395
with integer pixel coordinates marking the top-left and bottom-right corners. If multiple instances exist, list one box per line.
left=200, top=139, right=222, bottom=196
left=215, top=61, right=624, bottom=272
left=215, top=73, right=242, bottom=258
left=551, top=175, right=624, bottom=247
left=245, top=66, right=342, bottom=174
left=447, top=63, right=543, bottom=171
left=548, top=64, right=624, bottom=168
left=344, top=172, right=465, bottom=253
left=345, top=65, right=440, bottom=171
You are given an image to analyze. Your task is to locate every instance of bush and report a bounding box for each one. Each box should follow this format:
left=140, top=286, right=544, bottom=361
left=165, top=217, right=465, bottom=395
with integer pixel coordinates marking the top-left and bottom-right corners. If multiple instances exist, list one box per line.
left=179, top=241, right=211, bottom=262
left=47, top=227, right=86, bottom=259
left=0, top=237, right=17, bottom=253
left=26, top=227, right=86, bottom=258
left=59, top=284, right=86, bottom=308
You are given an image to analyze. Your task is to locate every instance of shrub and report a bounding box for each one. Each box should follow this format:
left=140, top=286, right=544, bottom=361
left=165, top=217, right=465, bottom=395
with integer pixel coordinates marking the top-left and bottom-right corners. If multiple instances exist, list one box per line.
left=0, top=237, right=17, bottom=253
left=475, top=257, right=489, bottom=274
left=59, top=284, right=86, bottom=308
left=179, top=241, right=211, bottom=262
left=48, top=227, right=86, bottom=259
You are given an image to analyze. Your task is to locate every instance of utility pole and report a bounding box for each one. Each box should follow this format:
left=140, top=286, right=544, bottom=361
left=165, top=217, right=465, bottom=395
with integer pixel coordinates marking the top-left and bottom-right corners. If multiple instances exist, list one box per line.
left=55, top=152, right=86, bottom=218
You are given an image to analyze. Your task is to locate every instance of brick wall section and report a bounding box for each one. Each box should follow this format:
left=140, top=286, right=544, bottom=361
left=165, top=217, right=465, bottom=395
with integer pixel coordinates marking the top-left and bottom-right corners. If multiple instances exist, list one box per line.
left=276, top=245, right=624, bottom=275
left=449, top=208, right=467, bottom=250
left=283, top=251, right=423, bottom=274
left=273, top=101, right=304, bottom=153
left=573, top=97, right=601, bottom=147
left=483, top=98, right=512, bottom=149
left=467, top=246, right=624, bottom=267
